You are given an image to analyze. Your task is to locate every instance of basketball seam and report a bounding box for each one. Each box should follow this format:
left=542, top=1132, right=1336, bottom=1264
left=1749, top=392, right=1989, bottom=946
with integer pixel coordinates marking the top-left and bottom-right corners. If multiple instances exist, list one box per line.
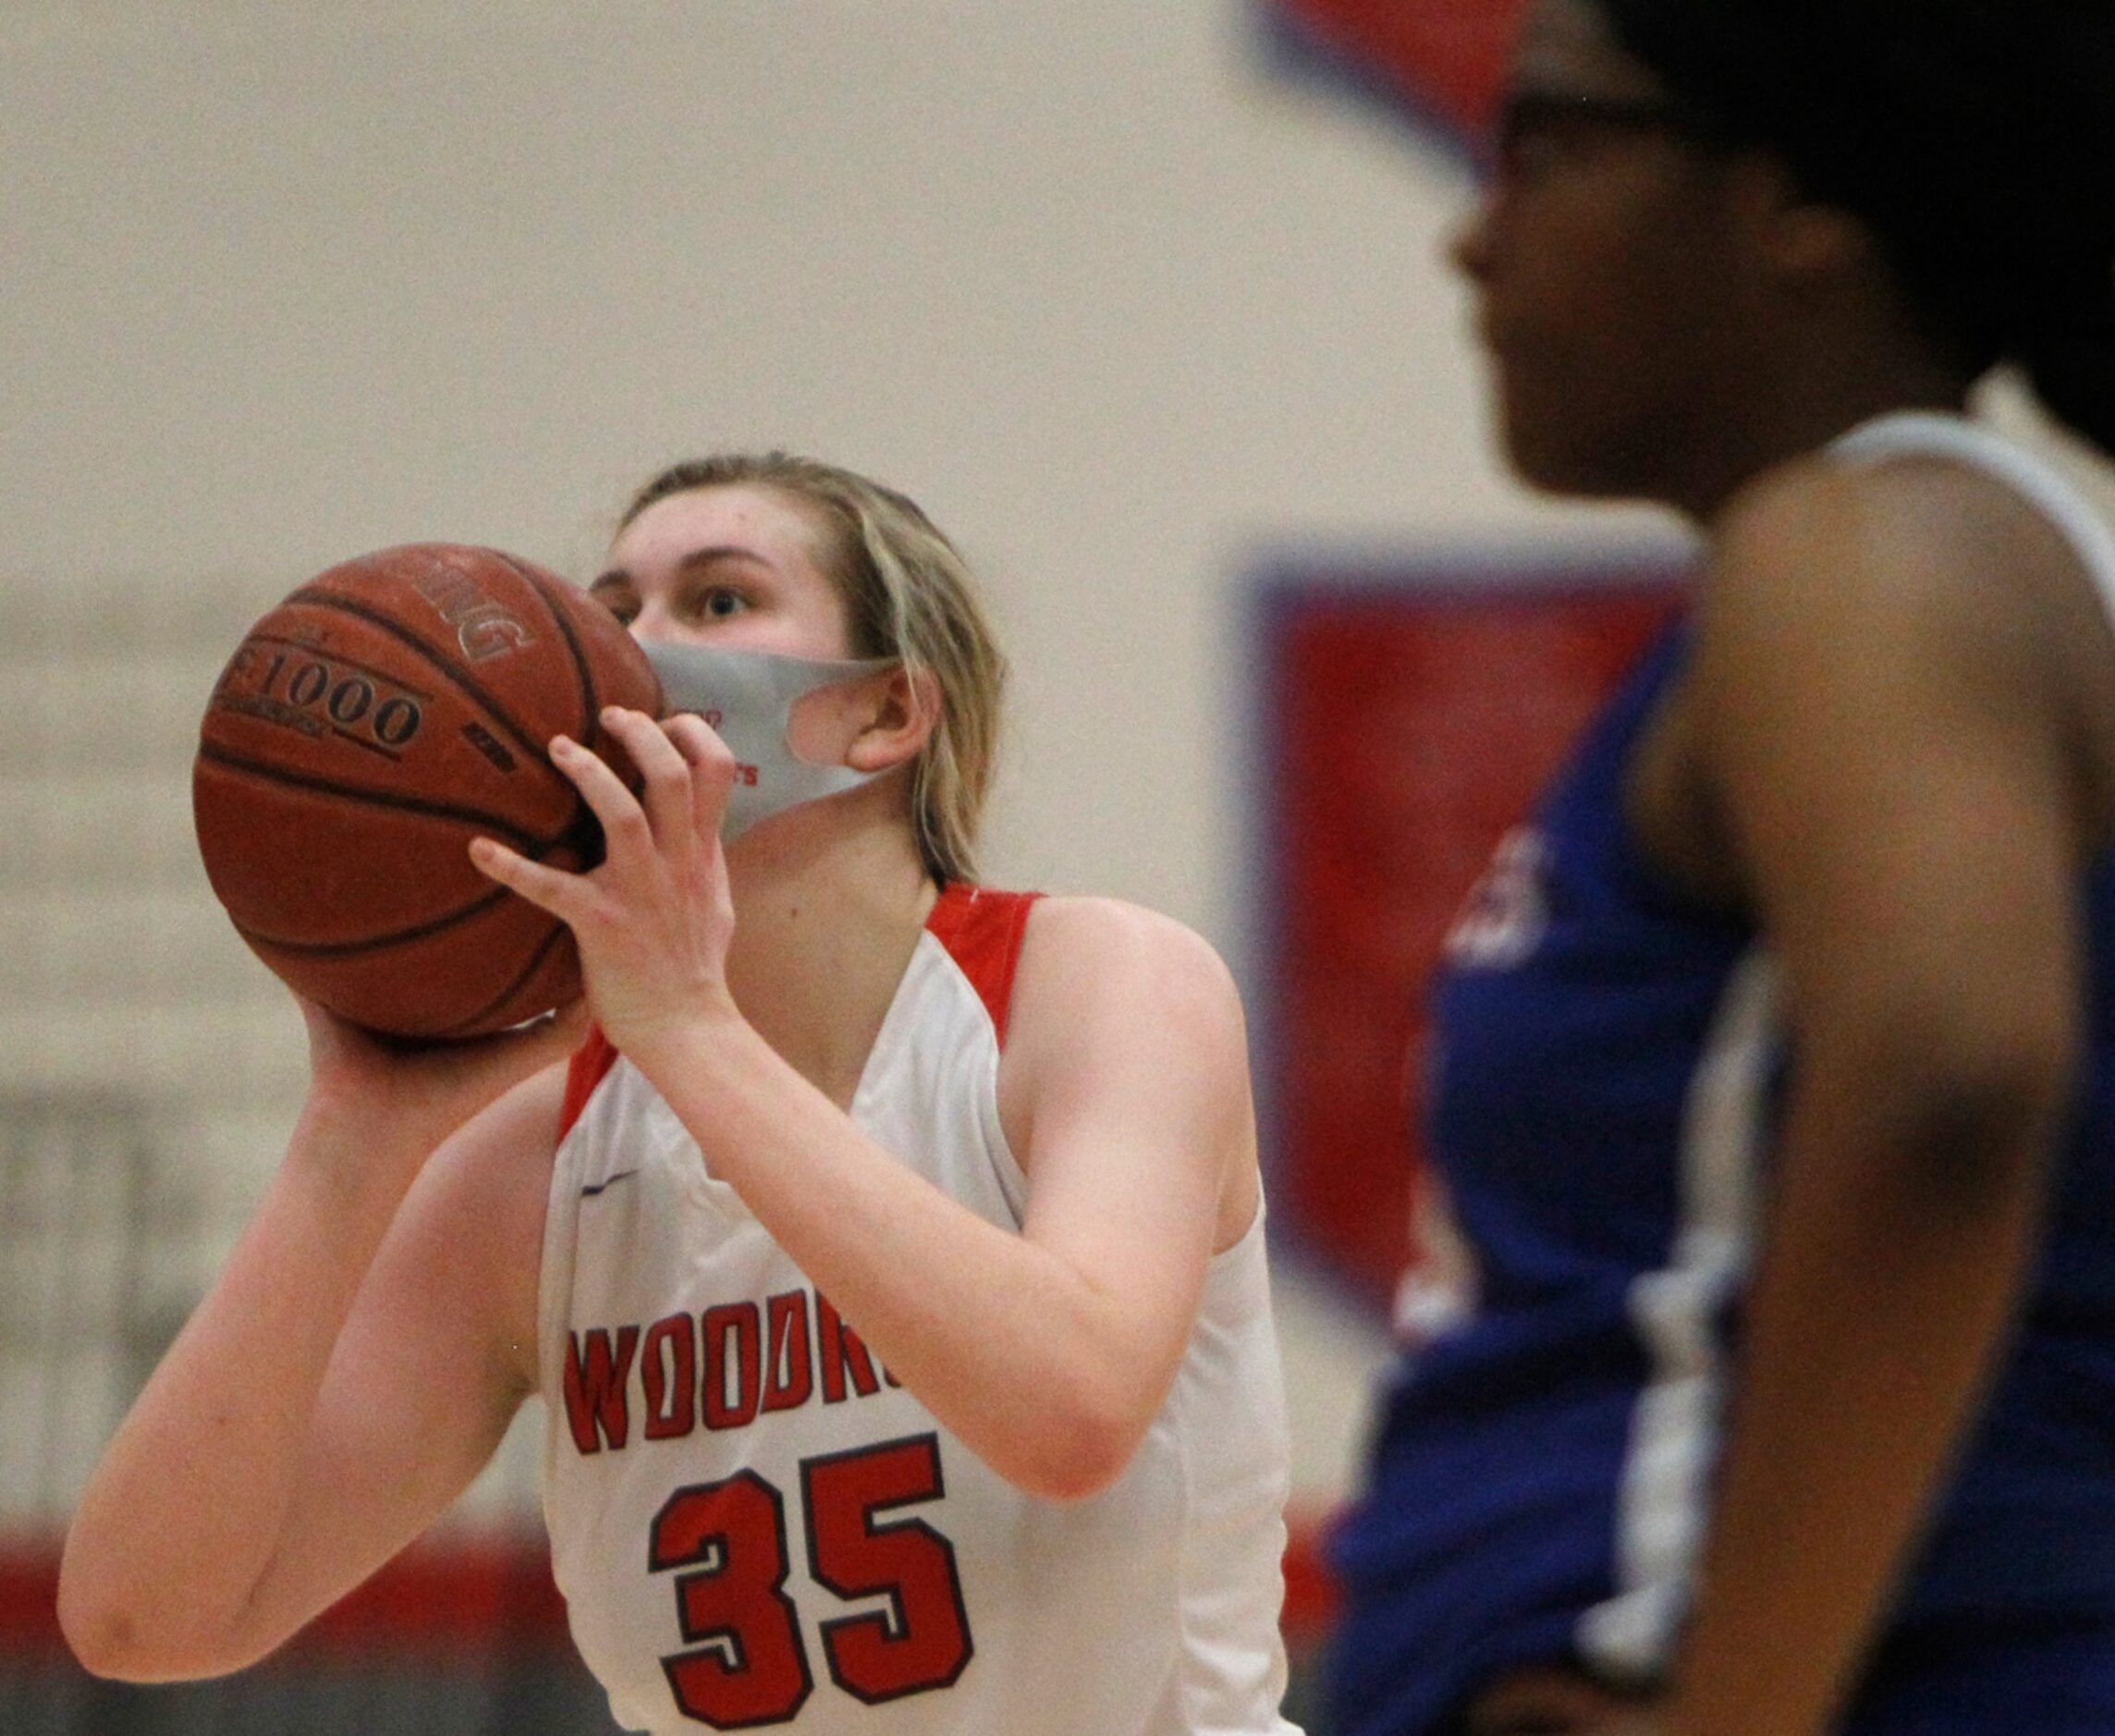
left=286, top=583, right=576, bottom=788
left=489, top=554, right=622, bottom=879
left=491, top=551, right=604, bottom=738
left=434, top=917, right=577, bottom=1037
left=234, top=884, right=520, bottom=957
left=196, top=741, right=562, bottom=854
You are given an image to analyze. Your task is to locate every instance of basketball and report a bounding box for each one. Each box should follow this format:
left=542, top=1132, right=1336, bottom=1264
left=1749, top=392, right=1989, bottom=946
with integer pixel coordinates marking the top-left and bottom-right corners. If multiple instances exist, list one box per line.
left=192, top=544, right=665, bottom=1039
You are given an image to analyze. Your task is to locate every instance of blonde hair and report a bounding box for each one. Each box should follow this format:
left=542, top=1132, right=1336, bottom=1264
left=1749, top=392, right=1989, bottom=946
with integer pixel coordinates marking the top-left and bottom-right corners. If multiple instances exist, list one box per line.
left=620, top=452, right=1007, bottom=886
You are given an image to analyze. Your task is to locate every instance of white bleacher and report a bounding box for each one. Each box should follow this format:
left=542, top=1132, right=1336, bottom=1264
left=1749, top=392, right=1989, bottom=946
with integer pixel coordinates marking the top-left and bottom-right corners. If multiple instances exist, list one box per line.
left=0, top=583, right=556, bottom=1528
left=0, top=774, right=203, bottom=888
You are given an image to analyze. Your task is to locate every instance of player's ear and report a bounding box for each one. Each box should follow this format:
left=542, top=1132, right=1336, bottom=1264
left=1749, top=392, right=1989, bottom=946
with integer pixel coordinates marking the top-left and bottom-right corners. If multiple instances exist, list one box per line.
left=845, top=664, right=940, bottom=774
left=1729, top=151, right=1872, bottom=285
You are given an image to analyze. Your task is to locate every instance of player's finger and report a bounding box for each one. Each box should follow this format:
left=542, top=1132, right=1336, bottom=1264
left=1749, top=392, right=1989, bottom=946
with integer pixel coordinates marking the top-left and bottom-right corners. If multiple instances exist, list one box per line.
left=661, top=711, right=740, bottom=839
left=599, top=708, right=699, bottom=863
left=544, top=731, right=657, bottom=866
left=468, top=835, right=586, bottom=920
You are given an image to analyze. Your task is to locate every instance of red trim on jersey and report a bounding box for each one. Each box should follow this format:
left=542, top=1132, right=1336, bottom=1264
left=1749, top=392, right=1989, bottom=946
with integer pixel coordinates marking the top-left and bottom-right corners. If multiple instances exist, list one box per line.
left=557, top=1026, right=621, bottom=1143
left=923, top=882, right=1042, bottom=1050
left=555, top=886, right=1038, bottom=1130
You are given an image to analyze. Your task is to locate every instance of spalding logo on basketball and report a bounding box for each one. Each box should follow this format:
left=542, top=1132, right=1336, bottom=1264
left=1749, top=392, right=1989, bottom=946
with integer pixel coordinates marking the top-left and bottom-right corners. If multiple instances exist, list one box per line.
left=192, top=543, right=664, bottom=1039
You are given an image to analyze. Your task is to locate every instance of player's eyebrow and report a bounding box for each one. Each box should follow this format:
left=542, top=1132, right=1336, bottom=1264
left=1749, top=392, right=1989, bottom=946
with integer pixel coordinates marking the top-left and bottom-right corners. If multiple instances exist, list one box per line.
left=593, top=545, right=776, bottom=588
left=592, top=544, right=782, bottom=597
left=672, top=544, right=776, bottom=574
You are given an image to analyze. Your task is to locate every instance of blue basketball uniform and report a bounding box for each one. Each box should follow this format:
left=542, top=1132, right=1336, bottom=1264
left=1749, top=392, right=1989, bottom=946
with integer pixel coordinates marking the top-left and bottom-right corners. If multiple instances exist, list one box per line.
left=1326, top=412, right=2115, bottom=1736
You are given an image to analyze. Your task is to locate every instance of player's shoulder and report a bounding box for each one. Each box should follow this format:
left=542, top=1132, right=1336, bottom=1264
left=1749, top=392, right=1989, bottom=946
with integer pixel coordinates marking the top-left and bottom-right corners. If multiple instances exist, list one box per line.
left=1002, top=900, right=1235, bottom=1048
left=1686, top=429, right=2108, bottom=786
left=1000, top=897, right=1250, bottom=1123
left=1711, top=432, right=2084, bottom=628
left=1022, top=894, right=1232, bottom=979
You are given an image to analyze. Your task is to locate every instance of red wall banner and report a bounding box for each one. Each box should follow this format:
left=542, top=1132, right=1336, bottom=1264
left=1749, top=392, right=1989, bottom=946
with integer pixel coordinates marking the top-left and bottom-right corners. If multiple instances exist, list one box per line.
left=1256, top=566, right=1682, bottom=1306
left=1267, top=0, right=1525, bottom=141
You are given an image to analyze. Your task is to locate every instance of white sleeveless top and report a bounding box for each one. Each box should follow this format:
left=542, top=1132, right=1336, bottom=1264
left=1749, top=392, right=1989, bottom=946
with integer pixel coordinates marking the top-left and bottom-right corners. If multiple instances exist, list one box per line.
left=1831, top=409, right=2115, bottom=600
left=538, top=885, right=1302, bottom=1736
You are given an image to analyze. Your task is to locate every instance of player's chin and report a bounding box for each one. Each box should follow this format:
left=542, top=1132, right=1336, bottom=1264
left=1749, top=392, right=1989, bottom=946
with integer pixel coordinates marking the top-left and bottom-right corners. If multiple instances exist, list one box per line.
left=1495, top=391, right=1639, bottom=501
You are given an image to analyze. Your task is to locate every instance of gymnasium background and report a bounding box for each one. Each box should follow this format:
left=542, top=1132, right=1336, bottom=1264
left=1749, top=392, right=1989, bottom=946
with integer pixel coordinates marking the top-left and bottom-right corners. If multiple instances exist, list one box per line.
left=3, top=3, right=2104, bottom=1731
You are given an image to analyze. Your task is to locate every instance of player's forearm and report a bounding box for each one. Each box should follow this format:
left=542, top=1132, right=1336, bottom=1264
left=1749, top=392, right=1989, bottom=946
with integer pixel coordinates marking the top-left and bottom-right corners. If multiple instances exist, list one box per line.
left=635, top=1014, right=1188, bottom=1499
left=58, top=1117, right=423, bottom=1679
left=1664, top=1057, right=2058, bottom=1736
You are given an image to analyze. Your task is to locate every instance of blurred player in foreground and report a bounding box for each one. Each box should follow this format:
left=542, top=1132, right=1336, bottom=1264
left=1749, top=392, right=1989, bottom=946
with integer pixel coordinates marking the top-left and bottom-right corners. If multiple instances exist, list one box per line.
left=60, top=451, right=1302, bottom=1735
left=1326, top=2, right=2115, bottom=1732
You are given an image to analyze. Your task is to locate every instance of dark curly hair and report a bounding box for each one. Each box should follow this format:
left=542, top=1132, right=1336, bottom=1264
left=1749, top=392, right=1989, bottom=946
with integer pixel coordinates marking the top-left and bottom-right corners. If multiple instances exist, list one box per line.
left=1594, top=0, right=2115, bottom=452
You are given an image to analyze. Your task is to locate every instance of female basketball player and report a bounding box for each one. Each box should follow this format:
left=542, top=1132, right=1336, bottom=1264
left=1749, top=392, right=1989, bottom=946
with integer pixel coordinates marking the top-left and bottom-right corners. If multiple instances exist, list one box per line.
left=59, top=453, right=1302, bottom=1734
left=1326, top=2, right=2115, bottom=1733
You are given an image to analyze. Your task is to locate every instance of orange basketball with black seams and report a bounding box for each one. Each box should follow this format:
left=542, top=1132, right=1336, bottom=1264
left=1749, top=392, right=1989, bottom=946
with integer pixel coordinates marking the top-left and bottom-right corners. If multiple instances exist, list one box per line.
left=192, top=543, right=665, bottom=1038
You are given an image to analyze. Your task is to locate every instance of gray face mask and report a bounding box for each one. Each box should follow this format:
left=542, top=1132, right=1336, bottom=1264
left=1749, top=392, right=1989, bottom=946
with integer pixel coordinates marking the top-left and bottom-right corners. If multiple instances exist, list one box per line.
left=642, top=641, right=898, bottom=838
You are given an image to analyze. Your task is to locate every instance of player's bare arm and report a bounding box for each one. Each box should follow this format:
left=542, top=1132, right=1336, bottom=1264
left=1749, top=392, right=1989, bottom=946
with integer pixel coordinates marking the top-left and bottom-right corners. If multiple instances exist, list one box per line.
left=1653, top=459, right=2093, bottom=1736
left=57, top=1011, right=569, bottom=1681
left=480, top=706, right=1254, bottom=1502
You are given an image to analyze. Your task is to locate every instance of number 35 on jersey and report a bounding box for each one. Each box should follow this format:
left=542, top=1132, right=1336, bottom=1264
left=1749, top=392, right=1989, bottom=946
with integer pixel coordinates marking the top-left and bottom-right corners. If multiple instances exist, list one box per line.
left=649, top=1433, right=973, bottom=1729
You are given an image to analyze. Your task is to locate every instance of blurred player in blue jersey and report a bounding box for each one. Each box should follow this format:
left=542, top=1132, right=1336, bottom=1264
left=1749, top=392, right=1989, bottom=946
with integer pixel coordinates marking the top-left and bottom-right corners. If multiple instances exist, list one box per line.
left=1327, top=2, right=2115, bottom=1732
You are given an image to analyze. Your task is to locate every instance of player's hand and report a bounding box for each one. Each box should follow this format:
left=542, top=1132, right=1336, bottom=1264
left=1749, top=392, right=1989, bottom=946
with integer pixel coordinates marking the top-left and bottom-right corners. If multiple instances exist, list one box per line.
left=292, top=995, right=586, bottom=1182
left=467, top=705, right=742, bottom=1064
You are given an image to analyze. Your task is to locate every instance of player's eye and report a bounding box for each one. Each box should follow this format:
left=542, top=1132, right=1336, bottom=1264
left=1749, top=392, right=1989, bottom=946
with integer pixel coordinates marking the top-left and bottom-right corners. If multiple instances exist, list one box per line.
left=590, top=581, right=641, bottom=626
left=686, top=585, right=749, bottom=620
left=1485, top=91, right=1712, bottom=186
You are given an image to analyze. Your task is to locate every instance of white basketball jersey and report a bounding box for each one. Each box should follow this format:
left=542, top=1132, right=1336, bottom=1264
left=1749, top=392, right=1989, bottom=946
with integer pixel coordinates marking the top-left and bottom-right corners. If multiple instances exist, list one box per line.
left=538, top=884, right=1302, bottom=1736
